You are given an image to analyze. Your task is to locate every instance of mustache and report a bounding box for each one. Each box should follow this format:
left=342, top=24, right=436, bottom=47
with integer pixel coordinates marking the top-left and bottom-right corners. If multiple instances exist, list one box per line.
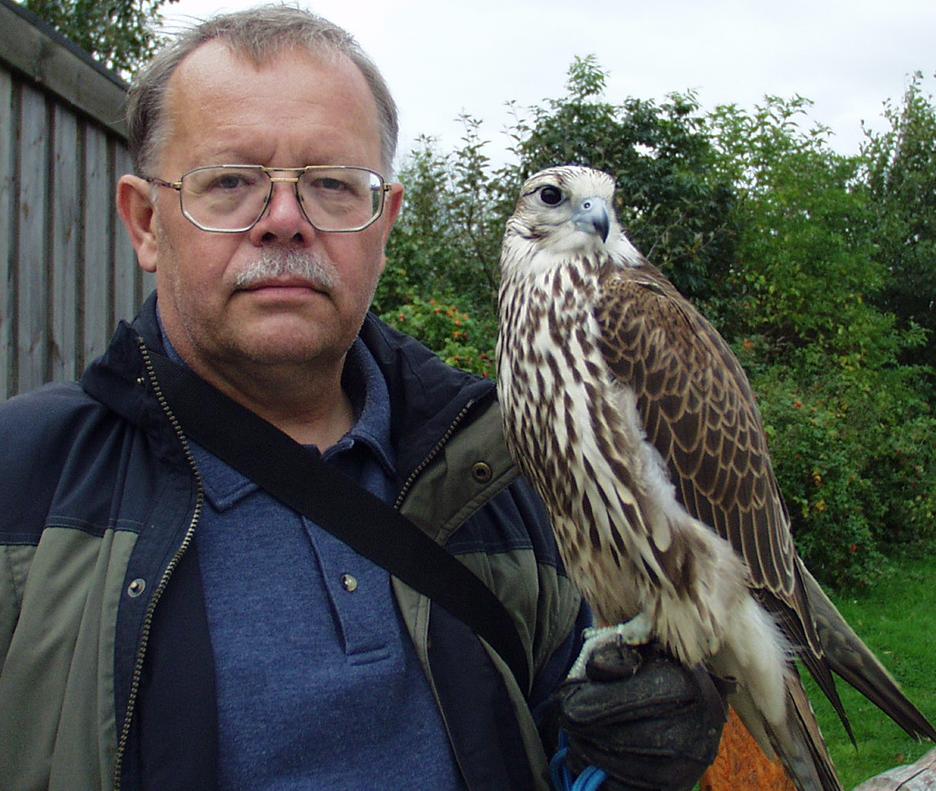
left=233, top=249, right=339, bottom=291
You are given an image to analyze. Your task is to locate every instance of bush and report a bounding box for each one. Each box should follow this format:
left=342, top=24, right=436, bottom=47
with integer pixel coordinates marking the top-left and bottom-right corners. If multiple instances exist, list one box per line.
left=379, top=296, right=496, bottom=379
left=752, top=349, right=936, bottom=589
left=379, top=57, right=936, bottom=591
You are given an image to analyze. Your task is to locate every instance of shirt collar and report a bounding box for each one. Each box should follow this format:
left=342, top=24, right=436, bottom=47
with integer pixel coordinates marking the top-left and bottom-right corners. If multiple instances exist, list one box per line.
left=157, top=303, right=397, bottom=510
left=328, top=338, right=396, bottom=476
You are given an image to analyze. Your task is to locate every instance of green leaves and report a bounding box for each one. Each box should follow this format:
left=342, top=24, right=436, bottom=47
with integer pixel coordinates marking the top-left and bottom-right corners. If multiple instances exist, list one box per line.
left=862, top=71, right=936, bottom=372
left=24, top=0, right=177, bottom=78
left=710, top=97, right=888, bottom=358
left=380, top=58, right=936, bottom=589
left=754, top=354, right=935, bottom=590
left=379, top=297, right=495, bottom=379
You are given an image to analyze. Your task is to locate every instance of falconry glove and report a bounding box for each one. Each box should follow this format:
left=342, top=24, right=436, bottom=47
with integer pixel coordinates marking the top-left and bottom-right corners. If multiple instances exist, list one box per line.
left=557, top=642, right=729, bottom=791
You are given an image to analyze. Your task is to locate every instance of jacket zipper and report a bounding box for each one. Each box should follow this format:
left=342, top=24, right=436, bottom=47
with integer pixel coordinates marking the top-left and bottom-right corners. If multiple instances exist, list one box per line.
left=390, top=397, right=487, bottom=789
left=392, top=399, right=477, bottom=511
left=112, top=339, right=206, bottom=790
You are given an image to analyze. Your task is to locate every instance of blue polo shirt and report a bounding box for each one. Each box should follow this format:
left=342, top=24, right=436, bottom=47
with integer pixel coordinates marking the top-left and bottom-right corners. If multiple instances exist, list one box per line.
left=164, top=327, right=465, bottom=790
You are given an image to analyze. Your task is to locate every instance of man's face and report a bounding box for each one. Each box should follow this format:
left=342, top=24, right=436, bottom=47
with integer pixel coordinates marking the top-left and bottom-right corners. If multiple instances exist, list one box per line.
left=140, top=42, right=402, bottom=378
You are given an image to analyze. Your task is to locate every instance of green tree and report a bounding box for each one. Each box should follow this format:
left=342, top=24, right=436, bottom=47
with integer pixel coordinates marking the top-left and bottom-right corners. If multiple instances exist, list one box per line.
left=379, top=56, right=743, bottom=374
left=379, top=60, right=936, bottom=588
left=708, top=97, right=889, bottom=358
left=708, top=97, right=936, bottom=587
left=375, top=127, right=510, bottom=377
left=22, top=0, right=176, bottom=77
left=862, top=71, right=936, bottom=377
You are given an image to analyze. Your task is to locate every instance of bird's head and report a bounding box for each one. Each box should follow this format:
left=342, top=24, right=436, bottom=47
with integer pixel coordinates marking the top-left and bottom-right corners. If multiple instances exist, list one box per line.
left=501, top=165, right=643, bottom=278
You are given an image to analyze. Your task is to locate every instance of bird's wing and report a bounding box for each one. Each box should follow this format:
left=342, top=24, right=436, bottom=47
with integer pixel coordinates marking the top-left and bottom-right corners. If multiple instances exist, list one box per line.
left=594, top=259, right=936, bottom=746
left=594, top=264, right=799, bottom=608
left=591, top=261, right=859, bottom=722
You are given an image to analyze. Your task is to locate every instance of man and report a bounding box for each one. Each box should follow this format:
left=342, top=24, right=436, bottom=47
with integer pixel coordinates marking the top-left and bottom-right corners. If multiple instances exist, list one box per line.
left=0, top=6, right=725, bottom=790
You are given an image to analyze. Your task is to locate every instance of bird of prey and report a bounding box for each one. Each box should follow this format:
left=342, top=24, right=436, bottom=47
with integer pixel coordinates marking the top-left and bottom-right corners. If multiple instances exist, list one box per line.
left=496, top=165, right=936, bottom=791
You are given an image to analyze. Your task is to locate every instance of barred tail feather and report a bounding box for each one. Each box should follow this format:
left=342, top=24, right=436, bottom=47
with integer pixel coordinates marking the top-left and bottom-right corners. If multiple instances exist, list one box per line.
left=800, top=563, right=936, bottom=742
left=778, top=674, right=844, bottom=791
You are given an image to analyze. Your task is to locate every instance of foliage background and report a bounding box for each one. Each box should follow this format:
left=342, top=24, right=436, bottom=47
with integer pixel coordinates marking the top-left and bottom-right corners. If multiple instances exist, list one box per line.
left=378, top=59, right=936, bottom=592
left=22, top=0, right=177, bottom=76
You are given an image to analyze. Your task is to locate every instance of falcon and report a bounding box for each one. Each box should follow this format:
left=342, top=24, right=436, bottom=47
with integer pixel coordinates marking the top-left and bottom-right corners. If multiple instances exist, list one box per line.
left=496, top=165, right=936, bottom=791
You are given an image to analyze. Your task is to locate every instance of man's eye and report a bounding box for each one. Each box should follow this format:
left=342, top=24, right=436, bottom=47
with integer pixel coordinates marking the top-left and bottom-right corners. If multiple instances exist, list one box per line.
left=314, top=177, right=350, bottom=192
left=539, top=185, right=563, bottom=206
left=209, top=174, right=252, bottom=191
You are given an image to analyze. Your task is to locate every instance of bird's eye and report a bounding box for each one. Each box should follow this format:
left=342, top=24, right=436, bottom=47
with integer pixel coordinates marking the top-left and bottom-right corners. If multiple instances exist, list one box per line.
left=539, top=185, right=563, bottom=206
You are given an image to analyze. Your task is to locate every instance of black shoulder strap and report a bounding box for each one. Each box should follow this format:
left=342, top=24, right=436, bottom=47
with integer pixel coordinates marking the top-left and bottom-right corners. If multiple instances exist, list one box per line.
left=145, top=348, right=530, bottom=694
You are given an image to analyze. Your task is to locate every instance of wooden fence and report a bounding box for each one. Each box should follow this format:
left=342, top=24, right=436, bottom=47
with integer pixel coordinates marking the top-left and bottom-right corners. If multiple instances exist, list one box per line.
left=0, top=0, right=152, bottom=400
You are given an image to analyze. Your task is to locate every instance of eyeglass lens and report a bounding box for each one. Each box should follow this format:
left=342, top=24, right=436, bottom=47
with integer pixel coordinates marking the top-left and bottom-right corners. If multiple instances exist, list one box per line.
left=180, top=166, right=384, bottom=232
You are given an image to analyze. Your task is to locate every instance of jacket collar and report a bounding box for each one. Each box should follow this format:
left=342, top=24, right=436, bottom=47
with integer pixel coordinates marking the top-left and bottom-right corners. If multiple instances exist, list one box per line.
left=358, top=312, right=496, bottom=479
left=81, top=292, right=496, bottom=483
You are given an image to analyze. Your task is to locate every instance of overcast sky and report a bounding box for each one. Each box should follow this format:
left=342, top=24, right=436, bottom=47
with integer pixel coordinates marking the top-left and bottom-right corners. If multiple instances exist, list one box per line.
left=161, top=0, right=936, bottom=169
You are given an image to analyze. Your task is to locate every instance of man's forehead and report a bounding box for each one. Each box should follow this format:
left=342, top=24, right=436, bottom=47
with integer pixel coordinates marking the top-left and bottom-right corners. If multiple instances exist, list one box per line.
left=168, top=40, right=355, bottom=98
left=159, top=40, right=382, bottom=167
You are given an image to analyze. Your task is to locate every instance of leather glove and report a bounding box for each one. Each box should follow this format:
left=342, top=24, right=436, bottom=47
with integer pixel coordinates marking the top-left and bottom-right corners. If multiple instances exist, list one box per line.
left=557, top=641, right=730, bottom=791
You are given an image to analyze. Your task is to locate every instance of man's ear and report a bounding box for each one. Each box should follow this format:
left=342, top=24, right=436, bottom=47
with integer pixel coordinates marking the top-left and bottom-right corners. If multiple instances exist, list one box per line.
left=379, top=182, right=405, bottom=248
left=117, top=175, right=160, bottom=273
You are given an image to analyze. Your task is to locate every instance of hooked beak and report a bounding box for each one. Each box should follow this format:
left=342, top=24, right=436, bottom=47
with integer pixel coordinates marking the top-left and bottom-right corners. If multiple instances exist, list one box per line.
left=572, top=197, right=610, bottom=243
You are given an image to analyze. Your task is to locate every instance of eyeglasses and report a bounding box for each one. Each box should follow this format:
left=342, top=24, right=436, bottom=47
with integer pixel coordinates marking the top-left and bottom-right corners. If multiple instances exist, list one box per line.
left=146, top=165, right=391, bottom=233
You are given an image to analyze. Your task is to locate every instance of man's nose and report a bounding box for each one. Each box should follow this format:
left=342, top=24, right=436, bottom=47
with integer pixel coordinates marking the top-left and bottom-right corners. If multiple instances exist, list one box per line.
left=248, top=180, right=315, bottom=245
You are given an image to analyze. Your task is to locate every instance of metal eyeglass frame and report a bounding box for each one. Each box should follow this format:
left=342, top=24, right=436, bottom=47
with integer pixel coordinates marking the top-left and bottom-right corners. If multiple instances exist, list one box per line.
left=145, top=164, right=392, bottom=233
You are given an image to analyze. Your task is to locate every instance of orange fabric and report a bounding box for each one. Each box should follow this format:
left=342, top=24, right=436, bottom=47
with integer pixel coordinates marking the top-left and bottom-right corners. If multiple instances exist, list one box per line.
left=701, top=708, right=796, bottom=791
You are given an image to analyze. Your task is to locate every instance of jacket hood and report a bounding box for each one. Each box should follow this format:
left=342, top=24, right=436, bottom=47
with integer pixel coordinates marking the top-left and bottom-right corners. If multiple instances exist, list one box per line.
left=81, top=293, right=496, bottom=483
left=79, top=293, right=183, bottom=464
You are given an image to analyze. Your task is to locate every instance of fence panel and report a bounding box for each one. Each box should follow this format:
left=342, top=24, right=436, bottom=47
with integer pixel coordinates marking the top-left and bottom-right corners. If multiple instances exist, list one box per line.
left=0, top=0, right=139, bottom=400
left=0, top=68, right=13, bottom=398
left=81, top=123, right=113, bottom=372
left=51, top=103, right=82, bottom=383
left=16, top=83, right=50, bottom=394
left=113, top=144, right=139, bottom=325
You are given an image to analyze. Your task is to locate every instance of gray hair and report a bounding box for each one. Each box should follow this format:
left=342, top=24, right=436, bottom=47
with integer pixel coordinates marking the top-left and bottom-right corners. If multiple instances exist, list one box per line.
left=126, top=4, right=398, bottom=176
